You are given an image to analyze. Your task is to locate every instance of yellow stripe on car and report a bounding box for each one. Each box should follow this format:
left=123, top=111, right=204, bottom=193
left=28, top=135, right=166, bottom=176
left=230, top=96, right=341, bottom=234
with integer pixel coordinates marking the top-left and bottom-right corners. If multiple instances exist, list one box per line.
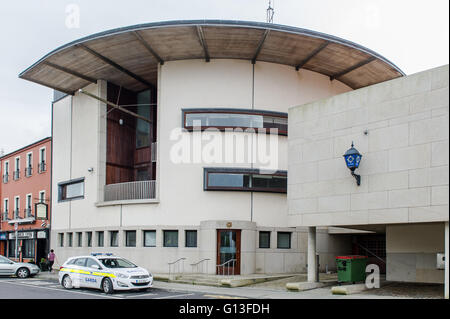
left=92, top=272, right=116, bottom=278
left=60, top=268, right=116, bottom=278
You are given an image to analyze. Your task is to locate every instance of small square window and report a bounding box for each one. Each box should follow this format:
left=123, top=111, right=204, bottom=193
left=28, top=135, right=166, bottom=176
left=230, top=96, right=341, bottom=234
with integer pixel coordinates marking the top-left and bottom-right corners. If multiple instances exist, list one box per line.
left=277, top=232, right=291, bottom=249
left=185, top=230, right=197, bottom=248
left=163, top=230, right=178, bottom=247
left=143, top=230, right=156, bottom=247
left=126, top=231, right=136, bottom=247
left=259, top=231, right=271, bottom=249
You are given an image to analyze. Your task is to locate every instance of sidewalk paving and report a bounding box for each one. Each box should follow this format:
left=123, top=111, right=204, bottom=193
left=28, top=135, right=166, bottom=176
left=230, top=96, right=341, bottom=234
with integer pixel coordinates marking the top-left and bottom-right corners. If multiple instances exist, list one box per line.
left=34, top=271, right=420, bottom=299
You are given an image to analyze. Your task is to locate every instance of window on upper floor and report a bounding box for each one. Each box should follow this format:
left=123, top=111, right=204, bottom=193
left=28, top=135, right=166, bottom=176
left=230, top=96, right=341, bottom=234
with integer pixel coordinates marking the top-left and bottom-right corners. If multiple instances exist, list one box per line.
left=2, top=161, right=9, bottom=183
left=204, top=168, right=287, bottom=193
left=58, top=178, right=84, bottom=202
left=38, top=147, right=46, bottom=173
left=182, top=109, right=288, bottom=135
left=26, top=152, right=33, bottom=177
left=13, top=157, right=20, bottom=180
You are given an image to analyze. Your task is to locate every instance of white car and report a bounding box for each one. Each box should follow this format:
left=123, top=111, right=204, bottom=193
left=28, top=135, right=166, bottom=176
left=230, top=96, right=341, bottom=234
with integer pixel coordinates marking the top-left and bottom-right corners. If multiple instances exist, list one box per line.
left=0, top=255, right=40, bottom=278
left=58, top=253, right=153, bottom=294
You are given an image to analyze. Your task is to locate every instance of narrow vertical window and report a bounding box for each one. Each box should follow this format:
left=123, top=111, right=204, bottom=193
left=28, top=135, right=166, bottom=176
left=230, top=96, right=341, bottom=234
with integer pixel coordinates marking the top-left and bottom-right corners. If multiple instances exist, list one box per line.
left=143, top=230, right=156, bottom=247
left=259, top=231, right=271, bottom=249
left=97, top=231, right=104, bottom=247
left=25, top=194, right=32, bottom=218
left=126, top=231, right=136, bottom=247
left=110, top=231, right=119, bottom=247
left=185, top=230, right=197, bottom=248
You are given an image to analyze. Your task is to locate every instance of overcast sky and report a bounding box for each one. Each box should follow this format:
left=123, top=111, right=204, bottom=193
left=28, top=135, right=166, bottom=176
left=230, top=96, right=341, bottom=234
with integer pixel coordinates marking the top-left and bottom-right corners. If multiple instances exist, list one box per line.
left=0, top=0, right=448, bottom=154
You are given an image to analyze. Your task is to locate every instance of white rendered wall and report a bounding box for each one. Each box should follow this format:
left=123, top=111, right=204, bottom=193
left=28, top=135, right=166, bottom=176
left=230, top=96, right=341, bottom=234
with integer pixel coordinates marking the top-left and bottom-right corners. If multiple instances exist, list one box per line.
left=50, top=59, right=352, bottom=273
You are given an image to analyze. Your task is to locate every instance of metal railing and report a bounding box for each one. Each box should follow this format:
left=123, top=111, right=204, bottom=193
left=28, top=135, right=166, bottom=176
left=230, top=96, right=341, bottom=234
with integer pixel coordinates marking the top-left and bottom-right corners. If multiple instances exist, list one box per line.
left=38, top=162, right=46, bottom=173
left=2, top=211, right=8, bottom=221
left=104, top=180, right=156, bottom=201
left=13, top=170, right=20, bottom=180
left=2, top=174, right=8, bottom=183
left=13, top=209, right=20, bottom=219
left=24, top=208, right=34, bottom=218
left=190, top=258, right=210, bottom=274
left=168, top=257, right=186, bottom=279
left=25, top=166, right=32, bottom=177
left=216, top=259, right=237, bottom=276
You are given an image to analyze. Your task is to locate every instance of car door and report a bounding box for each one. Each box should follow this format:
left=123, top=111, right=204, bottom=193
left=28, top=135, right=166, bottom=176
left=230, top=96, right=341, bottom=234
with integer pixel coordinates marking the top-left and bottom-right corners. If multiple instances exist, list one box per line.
left=84, top=258, right=102, bottom=288
left=71, top=258, right=88, bottom=288
left=0, top=256, right=15, bottom=275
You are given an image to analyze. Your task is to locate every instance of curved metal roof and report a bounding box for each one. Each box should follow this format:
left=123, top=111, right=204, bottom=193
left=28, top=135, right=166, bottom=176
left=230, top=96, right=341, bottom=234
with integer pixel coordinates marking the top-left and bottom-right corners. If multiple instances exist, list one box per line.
left=19, top=20, right=404, bottom=94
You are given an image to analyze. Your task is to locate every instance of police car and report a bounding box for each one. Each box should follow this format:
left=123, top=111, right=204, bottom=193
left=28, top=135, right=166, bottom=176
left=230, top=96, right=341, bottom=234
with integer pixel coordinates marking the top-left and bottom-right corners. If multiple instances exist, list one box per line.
left=58, top=253, right=153, bottom=294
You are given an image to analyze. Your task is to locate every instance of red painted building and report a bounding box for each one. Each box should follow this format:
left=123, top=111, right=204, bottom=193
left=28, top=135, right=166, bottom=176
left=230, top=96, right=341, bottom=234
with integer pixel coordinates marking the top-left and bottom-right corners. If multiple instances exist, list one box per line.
left=0, top=137, right=51, bottom=263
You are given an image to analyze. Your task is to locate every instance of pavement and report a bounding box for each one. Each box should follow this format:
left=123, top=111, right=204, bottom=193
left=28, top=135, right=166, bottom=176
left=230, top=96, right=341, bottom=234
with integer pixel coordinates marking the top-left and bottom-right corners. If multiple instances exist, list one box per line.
left=0, top=271, right=442, bottom=299
left=29, top=271, right=443, bottom=299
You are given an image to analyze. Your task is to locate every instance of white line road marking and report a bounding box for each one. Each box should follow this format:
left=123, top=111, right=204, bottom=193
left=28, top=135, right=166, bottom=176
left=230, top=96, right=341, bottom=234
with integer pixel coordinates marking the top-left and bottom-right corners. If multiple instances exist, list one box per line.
left=154, top=293, right=195, bottom=299
left=0, top=280, right=123, bottom=299
left=126, top=292, right=157, bottom=298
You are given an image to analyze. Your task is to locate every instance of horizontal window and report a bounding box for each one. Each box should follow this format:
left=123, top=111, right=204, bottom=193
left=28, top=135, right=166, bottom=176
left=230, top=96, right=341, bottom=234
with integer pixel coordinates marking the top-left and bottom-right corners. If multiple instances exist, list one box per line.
left=204, top=168, right=287, bottom=193
left=182, top=109, right=287, bottom=135
left=58, top=178, right=85, bottom=201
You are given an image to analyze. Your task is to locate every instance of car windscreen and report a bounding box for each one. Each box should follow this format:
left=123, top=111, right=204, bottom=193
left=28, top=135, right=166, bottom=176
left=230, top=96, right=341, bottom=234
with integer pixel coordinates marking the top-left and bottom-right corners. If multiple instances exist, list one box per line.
left=99, top=258, right=137, bottom=268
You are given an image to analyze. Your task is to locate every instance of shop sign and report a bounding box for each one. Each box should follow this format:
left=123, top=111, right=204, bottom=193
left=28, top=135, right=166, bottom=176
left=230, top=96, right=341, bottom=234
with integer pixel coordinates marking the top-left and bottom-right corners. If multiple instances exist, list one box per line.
left=37, top=231, right=47, bottom=239
left=9, top=231, right=35, bottom=240
left=35, top=202, right=48, bottom=220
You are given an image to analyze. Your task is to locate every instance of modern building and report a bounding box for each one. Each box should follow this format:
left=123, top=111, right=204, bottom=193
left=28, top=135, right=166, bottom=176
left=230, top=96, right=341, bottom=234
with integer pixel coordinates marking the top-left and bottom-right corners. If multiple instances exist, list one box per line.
left=18, top=20, right=405, bottom=275
left=288, top=65, right=449, bottom=297
left=0, top=137, right=52, bottom=263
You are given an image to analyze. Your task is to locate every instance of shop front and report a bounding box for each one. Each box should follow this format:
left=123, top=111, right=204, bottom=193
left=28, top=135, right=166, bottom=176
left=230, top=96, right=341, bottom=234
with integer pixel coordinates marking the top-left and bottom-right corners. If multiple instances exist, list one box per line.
left=6, top=229, right=49, bottom=264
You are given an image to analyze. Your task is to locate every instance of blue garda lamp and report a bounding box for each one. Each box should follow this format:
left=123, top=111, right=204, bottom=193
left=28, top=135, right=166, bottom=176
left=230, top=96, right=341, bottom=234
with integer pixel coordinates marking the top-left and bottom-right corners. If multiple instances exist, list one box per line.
left=343, top=142, right=362, bottom=186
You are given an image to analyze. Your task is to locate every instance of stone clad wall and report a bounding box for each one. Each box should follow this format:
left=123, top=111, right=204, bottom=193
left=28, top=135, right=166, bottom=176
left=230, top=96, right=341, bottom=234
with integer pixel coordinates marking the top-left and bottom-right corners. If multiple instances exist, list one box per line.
left=288, top=65, right=449, bottom=227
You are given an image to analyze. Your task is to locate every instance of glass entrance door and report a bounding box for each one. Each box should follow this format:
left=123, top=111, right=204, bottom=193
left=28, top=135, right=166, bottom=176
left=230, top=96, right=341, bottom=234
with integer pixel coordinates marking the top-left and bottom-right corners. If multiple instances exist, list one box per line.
left=216, top=229, right=240, bottom=275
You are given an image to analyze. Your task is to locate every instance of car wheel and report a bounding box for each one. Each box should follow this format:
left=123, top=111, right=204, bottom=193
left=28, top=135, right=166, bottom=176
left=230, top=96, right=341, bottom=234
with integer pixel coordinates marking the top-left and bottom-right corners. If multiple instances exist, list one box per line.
left=62, top=275, right=73, bottom=289
left=16, top=267, right=30, bottom=279
left=102, top=278, right=114, bottom=294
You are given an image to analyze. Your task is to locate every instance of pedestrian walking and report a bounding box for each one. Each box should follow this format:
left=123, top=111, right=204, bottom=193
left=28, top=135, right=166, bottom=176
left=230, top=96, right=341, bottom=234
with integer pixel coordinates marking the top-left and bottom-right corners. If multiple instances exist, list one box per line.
left=48, top=249, right=56, bottom=272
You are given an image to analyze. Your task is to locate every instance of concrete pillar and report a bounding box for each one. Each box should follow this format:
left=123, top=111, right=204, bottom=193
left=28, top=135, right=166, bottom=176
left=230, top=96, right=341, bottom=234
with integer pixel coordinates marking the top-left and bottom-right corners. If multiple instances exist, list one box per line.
left=445, top=221, right=449, bottom=300
left=307, top=227, right=317, bottom=282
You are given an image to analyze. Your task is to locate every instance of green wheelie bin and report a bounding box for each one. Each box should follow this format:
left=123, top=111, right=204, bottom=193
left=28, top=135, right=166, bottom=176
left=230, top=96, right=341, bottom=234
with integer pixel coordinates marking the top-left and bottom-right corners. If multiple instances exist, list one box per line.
left=336, top=255, right=368, bottom=284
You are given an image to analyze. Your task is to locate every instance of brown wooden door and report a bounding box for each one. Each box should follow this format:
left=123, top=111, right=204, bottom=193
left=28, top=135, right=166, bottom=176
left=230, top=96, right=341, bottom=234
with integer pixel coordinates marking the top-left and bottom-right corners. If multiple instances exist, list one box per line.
left=216, top=229, right=241, bottom=275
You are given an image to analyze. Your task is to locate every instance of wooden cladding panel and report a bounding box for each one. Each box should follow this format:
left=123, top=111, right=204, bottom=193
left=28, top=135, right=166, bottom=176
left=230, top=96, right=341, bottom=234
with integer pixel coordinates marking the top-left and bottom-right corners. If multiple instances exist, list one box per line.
left=258, top=31, right=327, bottom=66
left=339, top=59, right=403, bottom=89
left=202, top=26, right=265, bottom=59
left=137, top=26, right=204, bottom=61
left=304, top=43, right=373, bottom=76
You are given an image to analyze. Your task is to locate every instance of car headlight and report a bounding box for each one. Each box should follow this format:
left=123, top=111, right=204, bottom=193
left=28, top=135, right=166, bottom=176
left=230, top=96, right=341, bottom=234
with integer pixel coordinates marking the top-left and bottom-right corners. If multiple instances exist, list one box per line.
left=116, top=273, right=129, bottom=279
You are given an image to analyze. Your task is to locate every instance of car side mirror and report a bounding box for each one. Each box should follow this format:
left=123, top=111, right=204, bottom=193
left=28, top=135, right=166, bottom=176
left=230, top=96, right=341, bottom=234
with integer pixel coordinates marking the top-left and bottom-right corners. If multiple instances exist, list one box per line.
left=91, top=264, right=101, bottom=270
